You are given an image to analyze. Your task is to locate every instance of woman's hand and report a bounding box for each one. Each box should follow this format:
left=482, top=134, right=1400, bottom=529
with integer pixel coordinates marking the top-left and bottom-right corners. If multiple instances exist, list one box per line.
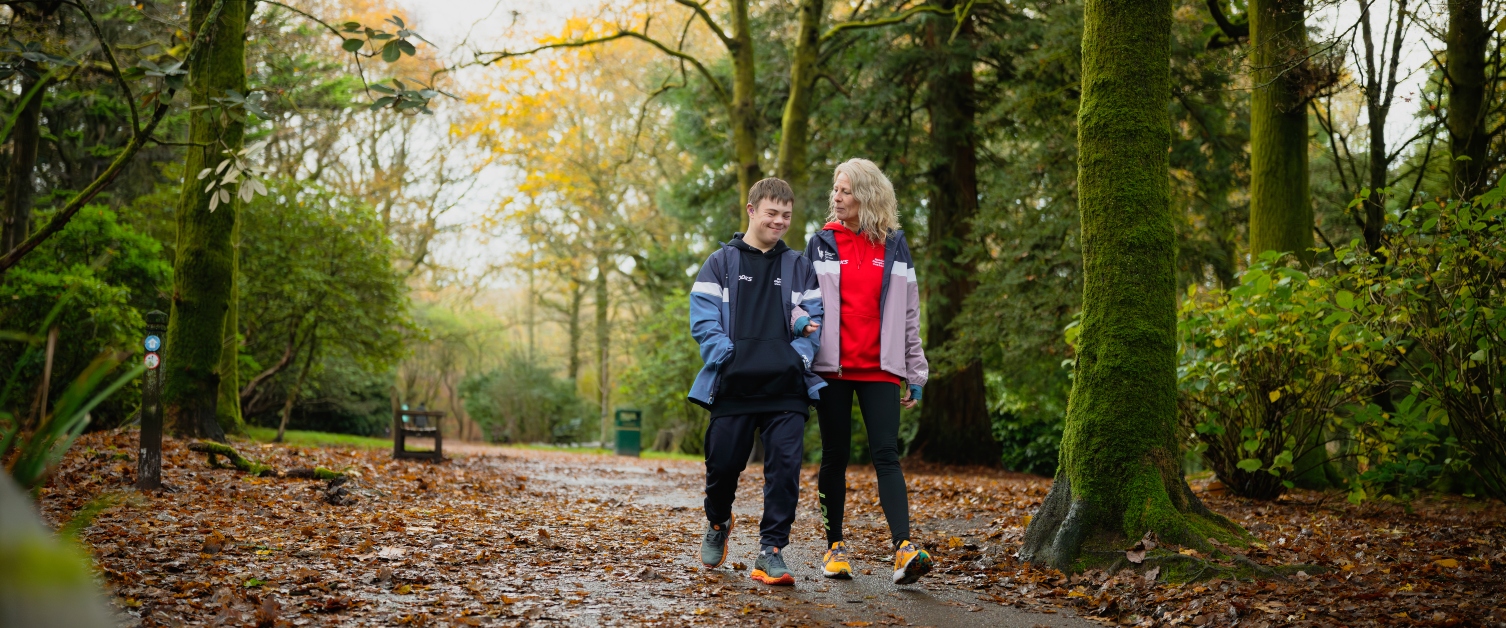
left=900, top=386, right=918, bottom=409
left=802, top=321, right=820, bottom=336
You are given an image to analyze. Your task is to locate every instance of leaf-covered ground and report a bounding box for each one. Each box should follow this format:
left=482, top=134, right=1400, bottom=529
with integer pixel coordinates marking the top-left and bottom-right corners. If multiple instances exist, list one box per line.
left=35, top=430, right=1506, bottom=626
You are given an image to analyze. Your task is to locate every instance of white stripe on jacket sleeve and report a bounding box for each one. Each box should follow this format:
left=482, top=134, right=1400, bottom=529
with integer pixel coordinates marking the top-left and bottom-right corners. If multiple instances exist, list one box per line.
left=691, top=281, right=729, bottom=302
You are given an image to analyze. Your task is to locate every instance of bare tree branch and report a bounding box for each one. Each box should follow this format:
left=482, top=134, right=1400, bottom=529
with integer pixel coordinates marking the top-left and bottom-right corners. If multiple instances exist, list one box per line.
left=62, top=0, right=136, bottom=134
left=820, top=4, right=951, bottom=43
left=1206, top=0, right=1248, bottom=40
left=476, top=30, right=729, bottom=107
left=668, top=0, right=734, bottom=48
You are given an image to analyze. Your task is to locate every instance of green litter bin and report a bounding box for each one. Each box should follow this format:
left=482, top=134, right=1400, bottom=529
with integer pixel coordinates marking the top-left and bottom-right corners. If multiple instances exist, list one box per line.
left=614, top=409, right=642, bottom=457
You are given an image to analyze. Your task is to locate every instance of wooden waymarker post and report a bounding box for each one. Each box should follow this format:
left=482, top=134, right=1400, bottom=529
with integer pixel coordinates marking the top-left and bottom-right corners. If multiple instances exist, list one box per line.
left=137, top=310, right=166, bottom=490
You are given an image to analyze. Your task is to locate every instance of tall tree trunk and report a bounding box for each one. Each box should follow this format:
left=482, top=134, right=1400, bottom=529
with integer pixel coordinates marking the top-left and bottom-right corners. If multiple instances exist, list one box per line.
left=1358, top=0, right=1408, bottom=257
left=1020, top=0, right=1242, bottom=570
left=594, top=253, right=611, bottom=444
left=567, top=279, right=584, bottom=383
left=1448, top=0, right=1488, bottom=199
left=1247, top=0, right=1313, bottom=261
left=777, top=0, right=825, bottom=246
left=914, top=4, right=998, bottom=466
left=2, top=70, right=47, bottom=253
left=526, top=263, right=537, bottom=362
left=216, top=213, right=244, bottom=434
left=163, top=0, right=250, bottom=441
left=730, top=0, right=762, bottom=232
left=274, top=336, right=317, bottom=444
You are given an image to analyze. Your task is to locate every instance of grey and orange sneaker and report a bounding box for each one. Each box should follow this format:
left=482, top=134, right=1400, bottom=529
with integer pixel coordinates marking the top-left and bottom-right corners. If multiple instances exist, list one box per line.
left=822, top=541, right=852, bottom=579
left=701, top=516, right=732, bottom=568
left=751, top=546, right=795, bottom=586
left=892, top=540, right=933, bottom=584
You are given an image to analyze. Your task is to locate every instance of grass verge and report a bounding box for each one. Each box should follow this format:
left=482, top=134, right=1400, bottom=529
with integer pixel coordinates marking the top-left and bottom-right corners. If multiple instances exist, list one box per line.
left=243, top=427, right=391, bottom=450
left=240, top=429, right=700, bottom=460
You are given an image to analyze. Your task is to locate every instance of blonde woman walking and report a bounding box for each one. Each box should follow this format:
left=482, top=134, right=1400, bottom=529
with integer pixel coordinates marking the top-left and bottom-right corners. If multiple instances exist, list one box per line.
left=804, top=158, right=932, bottom=584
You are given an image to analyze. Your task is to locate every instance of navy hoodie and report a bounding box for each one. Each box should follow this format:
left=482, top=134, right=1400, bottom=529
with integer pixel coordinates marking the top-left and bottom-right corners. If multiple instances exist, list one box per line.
left=710, top=237, right=810, bottom=418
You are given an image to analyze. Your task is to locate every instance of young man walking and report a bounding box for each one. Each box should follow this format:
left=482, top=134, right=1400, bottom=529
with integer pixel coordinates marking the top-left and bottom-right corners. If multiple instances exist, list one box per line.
left=687, top=178, right=824, bottom=586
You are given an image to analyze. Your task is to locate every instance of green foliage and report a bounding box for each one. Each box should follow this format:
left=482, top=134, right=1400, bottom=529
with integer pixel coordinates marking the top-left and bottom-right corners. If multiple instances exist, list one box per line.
left=2, top=293, right=144, bottom=493
left=460, top=350, right=587, bottom=444
left=0, top=206, right=168, bottom=426
left=991, top=410, right=1063, bottom=477
left=617, top=294, right=708, bottom=454
left=1177, top=254, right=1454, bottom=502
left=1340, top=192, right=1506, bottom=501
left=985, top=368, right=1065, bottom=466
left=275, top=358, right=393, bottom=437
left=237, top=181, right=410, bottom=425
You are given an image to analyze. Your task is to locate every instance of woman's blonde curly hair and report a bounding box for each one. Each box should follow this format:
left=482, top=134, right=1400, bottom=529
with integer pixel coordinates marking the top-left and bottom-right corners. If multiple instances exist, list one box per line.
left=827, top=158, right=900, bottom=243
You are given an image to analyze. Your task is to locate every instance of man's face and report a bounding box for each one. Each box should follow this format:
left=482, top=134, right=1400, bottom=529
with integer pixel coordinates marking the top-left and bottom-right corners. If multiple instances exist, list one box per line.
left=748, top=199, right=792, bottom=238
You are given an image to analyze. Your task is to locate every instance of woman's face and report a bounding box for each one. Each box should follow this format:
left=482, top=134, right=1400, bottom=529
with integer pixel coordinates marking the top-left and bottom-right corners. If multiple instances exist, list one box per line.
left=832, top=171, right=860, bottom=225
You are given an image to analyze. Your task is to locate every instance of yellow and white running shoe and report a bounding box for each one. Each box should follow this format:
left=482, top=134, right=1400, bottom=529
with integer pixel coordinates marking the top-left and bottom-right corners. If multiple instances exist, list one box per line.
left=822, top=541, right=852, bottom=579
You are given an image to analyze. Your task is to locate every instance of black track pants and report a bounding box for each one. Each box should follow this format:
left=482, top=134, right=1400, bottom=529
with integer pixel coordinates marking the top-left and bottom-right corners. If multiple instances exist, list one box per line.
left=703, top=411, right=806, bottom=549
left=814, top=379, right=910, bottom=546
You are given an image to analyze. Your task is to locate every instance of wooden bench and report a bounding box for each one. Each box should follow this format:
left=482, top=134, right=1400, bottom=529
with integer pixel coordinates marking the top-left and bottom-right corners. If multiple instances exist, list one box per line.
left=393, top=410, right=446, bottom=461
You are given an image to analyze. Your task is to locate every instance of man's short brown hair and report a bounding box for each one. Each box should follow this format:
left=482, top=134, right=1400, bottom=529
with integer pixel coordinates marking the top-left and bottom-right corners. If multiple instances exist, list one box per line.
left=747, top=177, right=795, bottom=209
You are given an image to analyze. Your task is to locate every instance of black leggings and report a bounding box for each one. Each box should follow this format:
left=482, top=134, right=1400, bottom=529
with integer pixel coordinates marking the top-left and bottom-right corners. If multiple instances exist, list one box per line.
left=815, top=378, right=910, bottom=546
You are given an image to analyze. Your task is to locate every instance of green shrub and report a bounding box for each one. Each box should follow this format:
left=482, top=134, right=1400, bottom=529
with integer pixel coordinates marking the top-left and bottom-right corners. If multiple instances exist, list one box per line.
left=990, top=411, right=1062, bottom=477
left=252, top=359, right=392, bottom=437
left=0, top=206, right=168, bottom=427
left=985, top=370, right=1067, bottom=476
left=460, top=350, right=586, bottom=443
left=1341, top=193, right=1506, bottom=502
left=3, top=295, right=143, bottom=492
left=1176, top=255, right=1399, bottom=500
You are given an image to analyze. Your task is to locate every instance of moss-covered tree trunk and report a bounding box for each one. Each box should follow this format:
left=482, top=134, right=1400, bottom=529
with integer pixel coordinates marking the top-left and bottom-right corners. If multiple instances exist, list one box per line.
left=730, top=0, right=762, bottom=232
left=1246, top=0, right=1312, bottom=261
left=776, top=0, right=824, bottom=246
left=2, top=70, right=47, bottom=253
left=1020, top=0, right=1242, bottom=570
left=1448, top=0, right=1488, bottom=200
left=163, top=0, right=250, bottom=441
left=915, top=6, right=997, bottom=465
left=216, top=217, right=244, bottom=434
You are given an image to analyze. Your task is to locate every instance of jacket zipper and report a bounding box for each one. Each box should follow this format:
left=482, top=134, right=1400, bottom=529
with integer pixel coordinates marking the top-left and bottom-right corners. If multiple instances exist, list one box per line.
left=825, top=232, right=844, bottom=380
